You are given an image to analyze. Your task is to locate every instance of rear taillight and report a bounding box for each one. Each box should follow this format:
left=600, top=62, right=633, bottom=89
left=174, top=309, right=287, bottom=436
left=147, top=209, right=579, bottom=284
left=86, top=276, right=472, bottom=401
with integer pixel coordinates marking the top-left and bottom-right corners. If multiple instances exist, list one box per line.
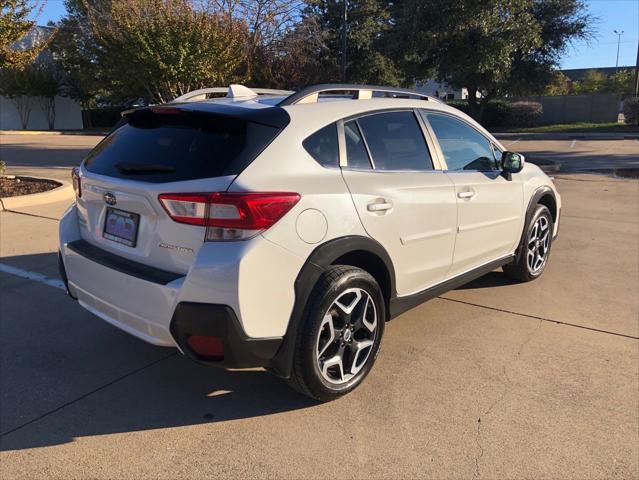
left=71, top=167, right=81, bottom=198
left=158, top=192, right=300, bottom=241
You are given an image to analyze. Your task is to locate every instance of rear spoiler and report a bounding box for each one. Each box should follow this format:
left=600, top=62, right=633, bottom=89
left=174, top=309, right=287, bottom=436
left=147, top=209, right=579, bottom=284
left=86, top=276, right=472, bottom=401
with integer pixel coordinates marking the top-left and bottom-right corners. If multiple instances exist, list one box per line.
left=119, top=103, right=291, bottom=129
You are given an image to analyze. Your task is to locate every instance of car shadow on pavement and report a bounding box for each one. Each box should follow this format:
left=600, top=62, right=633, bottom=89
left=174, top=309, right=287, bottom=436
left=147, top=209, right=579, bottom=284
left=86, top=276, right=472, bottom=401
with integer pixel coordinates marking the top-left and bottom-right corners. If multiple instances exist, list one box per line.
left=0, top=253, right=316, bottom=452
left=455, top=271, right=519, bottom=290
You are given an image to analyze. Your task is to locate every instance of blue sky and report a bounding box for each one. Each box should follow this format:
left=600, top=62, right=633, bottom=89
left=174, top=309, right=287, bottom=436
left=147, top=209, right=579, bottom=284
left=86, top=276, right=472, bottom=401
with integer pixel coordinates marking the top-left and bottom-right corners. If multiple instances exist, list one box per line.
left=33, top=0, right=638, bottom=70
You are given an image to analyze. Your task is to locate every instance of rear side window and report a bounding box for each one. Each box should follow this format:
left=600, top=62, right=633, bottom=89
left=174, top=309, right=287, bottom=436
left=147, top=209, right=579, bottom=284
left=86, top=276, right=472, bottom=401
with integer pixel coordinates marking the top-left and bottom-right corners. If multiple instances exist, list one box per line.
left=303, top=123, right=339, bottom=168
left=357, top=111, right=433, bottom=171
left=83, top=112, right=281, bottom=182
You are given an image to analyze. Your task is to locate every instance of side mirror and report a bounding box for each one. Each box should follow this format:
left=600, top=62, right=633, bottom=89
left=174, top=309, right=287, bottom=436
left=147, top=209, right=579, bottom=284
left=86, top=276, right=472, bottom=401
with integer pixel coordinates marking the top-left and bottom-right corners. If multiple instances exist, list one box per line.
left=501, top=151, right=525, bottom=174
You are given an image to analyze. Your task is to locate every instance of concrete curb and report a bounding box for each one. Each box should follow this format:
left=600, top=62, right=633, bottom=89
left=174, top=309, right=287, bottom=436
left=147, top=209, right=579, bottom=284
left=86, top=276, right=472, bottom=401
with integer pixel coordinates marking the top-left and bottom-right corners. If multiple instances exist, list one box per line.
left=493, top=132, right=639, bottom=140
left=0, top=130, right=108, bottom=136
left=0, top=177, right=74, bottom=211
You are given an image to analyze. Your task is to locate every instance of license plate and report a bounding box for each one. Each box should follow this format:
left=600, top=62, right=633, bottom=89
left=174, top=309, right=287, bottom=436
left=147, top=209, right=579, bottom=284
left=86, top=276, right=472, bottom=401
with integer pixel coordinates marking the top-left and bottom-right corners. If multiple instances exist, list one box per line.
left=103, top=208, right=140, bottom=247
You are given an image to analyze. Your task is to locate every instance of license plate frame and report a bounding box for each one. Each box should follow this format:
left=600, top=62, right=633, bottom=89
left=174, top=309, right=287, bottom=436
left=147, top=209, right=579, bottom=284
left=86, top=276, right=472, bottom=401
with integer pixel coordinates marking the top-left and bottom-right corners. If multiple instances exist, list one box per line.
left=103, top=207, right=140, bottom=248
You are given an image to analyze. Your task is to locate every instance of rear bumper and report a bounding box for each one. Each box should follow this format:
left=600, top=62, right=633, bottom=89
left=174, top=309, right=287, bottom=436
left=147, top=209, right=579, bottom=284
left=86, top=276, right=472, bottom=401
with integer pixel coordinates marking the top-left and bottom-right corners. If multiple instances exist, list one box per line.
left=58, top=246, right=283, bottom=367
left=170, top=302, right=282, bottom=367
left=58, top=204, right=297, bottom=367
left=61, top=240, right=181, bottom=346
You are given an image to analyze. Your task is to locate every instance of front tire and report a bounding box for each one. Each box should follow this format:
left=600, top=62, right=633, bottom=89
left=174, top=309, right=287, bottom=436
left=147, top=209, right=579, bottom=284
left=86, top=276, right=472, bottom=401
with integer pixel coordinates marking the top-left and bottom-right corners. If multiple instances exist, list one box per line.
left=287, top=265, right=385, bottom=402
left=504, top=204, right=553, bottom=282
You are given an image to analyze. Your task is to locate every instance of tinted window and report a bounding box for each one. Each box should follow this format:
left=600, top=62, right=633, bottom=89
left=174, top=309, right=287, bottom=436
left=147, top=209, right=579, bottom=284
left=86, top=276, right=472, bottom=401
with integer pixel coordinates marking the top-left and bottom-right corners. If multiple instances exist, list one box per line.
left=84, top=112, right=281, bottom=182
left=357, top=111, right=433, bottom=171
left=344, top=120, right=372, bottom=169
left=423, top=112, right=498, bottom=171
left=303, top=123, right=339, bottom=167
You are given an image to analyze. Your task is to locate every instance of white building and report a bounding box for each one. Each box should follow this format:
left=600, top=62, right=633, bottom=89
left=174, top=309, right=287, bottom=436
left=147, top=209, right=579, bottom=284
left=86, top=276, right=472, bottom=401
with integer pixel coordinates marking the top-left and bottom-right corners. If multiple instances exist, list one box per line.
left=0, top=26, right=83, bottom=131
left=414, top=79, right=477, bottom=100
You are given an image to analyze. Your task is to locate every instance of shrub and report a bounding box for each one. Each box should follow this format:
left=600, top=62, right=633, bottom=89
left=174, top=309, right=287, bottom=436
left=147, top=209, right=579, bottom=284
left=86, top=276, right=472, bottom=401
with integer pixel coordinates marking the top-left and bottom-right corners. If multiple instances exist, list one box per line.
left=445, top=99, right=542, bottom=128
left=622, top=97, right=639, bottom=125
left=446, top=100, right=469, bottom=115
left=81, top=108, right=124, bottom=129
left=506, top=101, right=543, bottom=127
left=483, top=100, right=512, bottom=127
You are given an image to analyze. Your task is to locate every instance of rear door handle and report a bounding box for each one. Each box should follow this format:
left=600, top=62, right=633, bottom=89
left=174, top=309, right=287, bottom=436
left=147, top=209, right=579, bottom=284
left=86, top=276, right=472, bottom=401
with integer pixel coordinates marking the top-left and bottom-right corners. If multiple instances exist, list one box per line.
left=457, top=190, right=476, bottom=199
left=367, top=200, right=393, bottom=212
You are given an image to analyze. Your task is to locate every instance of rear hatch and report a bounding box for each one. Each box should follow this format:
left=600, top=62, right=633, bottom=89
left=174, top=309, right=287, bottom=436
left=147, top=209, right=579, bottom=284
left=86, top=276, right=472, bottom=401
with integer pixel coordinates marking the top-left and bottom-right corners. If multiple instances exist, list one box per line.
left=76, top=106, right=285, bottom=274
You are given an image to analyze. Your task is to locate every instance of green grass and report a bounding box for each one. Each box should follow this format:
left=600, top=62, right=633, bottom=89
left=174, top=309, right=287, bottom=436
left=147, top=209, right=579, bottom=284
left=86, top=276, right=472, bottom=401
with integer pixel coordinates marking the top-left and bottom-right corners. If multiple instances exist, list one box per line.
left=498, top=122, right=639, bottom=133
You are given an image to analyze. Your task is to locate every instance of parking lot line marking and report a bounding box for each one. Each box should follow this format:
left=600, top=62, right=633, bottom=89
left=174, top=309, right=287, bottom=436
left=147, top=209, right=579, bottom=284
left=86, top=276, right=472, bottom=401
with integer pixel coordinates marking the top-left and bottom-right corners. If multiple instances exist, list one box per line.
left=0, top=263, right=66, bottom=290
left=570, top=139, right=577, bottom=148
left=3, top=208, right=59, bottom=221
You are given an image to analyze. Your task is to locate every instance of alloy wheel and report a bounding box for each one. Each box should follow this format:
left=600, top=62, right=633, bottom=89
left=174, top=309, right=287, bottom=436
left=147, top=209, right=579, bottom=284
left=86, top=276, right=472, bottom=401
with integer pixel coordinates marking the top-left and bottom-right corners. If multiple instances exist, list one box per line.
left=315, top=288, right=378, bottom=385
left=527, top=215, right=550, bottom=274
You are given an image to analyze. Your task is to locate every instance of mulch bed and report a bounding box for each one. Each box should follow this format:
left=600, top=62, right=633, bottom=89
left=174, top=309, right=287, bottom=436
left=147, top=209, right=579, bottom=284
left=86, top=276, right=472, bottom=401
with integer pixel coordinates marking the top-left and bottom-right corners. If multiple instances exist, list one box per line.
left=0, top=176, right=61, bottom=198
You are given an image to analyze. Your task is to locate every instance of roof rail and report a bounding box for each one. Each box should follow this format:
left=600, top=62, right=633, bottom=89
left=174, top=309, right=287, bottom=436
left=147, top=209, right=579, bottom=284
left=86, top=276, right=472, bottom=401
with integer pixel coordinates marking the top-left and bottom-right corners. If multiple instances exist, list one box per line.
left=171, top=85, right=294, bottom=103
left=277, top=83, right=443, bottom=106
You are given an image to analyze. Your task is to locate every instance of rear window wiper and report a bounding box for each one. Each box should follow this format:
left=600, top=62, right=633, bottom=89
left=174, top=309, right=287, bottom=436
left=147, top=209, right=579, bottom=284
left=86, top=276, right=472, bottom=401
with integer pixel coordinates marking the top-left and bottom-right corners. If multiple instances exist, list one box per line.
left=115, top=163, right=177, bottom=174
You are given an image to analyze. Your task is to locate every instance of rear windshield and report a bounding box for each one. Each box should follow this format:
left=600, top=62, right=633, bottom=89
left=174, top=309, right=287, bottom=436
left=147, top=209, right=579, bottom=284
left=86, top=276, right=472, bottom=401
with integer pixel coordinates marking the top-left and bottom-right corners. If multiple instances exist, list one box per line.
left=83, top=112, right=282, bottom=182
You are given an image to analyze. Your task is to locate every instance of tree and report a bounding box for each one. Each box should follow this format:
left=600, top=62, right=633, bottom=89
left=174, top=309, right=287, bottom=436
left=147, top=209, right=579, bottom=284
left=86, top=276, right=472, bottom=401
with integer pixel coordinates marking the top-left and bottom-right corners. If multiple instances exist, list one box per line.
left=544, top=71, right=571, bottom=95
left=0, top=0, right=47, bottom=68
left=256, top=13, right=328, bottom=89
left=608, top=70, right=633, bottom=94
left=48, top=7, right=103, bottom=109
left=0, top=65, right=35, bottom=128
left=212, top=0, right=304, bottom=81
left=390, top=0, right=592, bottom=120
left=304, top=0, right=401, bottom=85
left=581, top=69, right=607, bottom=93
left=30, top=60, right=61, bottom=129
left=78, top=0, right=248, bottom=104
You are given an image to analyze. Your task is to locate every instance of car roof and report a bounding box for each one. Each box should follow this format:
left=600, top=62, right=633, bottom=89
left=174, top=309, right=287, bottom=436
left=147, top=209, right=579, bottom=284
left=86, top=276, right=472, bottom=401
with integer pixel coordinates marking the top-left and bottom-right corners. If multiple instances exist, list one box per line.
left=143, top=84, right=501, bottom=147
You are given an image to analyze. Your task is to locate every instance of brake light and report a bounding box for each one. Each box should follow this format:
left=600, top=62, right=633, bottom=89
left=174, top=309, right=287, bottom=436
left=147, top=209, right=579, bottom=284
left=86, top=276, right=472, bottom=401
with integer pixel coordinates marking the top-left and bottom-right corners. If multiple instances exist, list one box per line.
left=158, top=192, right=300, bottom=241
left=71, top=167, right=81, bottom=198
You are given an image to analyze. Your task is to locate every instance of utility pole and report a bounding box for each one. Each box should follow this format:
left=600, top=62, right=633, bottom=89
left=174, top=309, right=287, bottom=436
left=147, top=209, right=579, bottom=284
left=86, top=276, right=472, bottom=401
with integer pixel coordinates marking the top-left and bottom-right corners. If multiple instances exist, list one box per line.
left=341, top=0, right=348, bottom=83
left=634, top=38, right=639, bottom=97
left=614, top=30, right=624, bottom=75
left=627, top=39, right=639, bottom=127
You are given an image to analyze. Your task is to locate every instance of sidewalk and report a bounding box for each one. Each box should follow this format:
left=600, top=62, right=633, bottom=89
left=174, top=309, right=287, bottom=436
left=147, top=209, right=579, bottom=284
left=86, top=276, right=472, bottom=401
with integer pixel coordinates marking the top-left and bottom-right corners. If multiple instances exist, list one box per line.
left=0, top=129, right=109, bottom=136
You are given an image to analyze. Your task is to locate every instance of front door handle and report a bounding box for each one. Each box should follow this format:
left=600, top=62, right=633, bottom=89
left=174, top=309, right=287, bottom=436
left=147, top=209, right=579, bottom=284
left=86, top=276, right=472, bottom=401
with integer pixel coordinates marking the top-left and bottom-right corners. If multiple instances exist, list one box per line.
left=367, top=200, right=393, bottom=212
left=457, top=190, right=476, bottom=199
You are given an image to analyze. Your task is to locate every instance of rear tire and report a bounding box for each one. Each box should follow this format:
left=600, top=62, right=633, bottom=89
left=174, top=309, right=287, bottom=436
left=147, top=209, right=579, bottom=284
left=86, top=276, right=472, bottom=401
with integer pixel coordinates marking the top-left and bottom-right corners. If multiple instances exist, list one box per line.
left=503, top=204, right=553, bottom=282
left=286, top=265, right=385, bottom=402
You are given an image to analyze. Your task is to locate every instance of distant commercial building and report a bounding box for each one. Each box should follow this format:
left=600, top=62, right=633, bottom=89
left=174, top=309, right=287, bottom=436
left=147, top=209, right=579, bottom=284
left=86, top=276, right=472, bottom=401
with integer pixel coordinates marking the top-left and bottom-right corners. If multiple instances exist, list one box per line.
left=560, top=66, right=634, bottom=81
left=413, top=79, right=480, bottom=100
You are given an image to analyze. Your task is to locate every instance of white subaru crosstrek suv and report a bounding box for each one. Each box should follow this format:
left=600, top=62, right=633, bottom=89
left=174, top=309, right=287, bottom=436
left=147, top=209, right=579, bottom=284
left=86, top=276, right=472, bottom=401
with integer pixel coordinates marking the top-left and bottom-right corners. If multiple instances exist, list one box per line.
left=59, top=84, right=560, bottom=401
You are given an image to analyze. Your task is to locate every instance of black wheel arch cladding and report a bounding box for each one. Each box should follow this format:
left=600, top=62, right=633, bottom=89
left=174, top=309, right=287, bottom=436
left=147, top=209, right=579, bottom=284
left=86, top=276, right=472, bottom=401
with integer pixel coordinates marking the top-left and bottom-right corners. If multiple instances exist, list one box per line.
left=270, top=235, right=396, bottom=379
left=515, top=187, right=557, bottom=265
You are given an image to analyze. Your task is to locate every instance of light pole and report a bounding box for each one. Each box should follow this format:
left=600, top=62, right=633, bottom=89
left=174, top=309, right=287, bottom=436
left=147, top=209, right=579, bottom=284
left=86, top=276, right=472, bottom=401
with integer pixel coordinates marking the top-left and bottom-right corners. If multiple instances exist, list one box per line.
left=341, top=0, right=348, bottom=82
left=614, top=30, right=624, bottom=75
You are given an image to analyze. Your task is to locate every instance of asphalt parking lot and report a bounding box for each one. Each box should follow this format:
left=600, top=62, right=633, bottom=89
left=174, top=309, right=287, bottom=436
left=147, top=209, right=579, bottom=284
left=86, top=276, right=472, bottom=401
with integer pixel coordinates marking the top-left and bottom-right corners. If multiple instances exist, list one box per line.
left=0, top=134, right=638, bottom=478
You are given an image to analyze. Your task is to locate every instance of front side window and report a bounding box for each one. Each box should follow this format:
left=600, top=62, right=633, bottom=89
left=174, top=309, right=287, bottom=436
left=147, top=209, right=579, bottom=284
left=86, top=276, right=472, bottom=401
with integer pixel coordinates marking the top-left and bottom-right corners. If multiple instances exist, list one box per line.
left=423, top=112, right=498, bottom=171
left=357, top=111, right=433, bottom=171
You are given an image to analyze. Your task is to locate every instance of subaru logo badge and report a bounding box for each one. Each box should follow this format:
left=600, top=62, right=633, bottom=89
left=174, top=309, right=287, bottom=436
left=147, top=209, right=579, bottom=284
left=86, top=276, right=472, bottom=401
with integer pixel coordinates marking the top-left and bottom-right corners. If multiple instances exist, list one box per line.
left=104, top=192, right=117, bottom=206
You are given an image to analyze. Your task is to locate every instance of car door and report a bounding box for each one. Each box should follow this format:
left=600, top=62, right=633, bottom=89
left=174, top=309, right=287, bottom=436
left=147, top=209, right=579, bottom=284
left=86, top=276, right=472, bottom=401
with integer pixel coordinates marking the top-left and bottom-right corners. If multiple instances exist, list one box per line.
left=340, top=110, right=457, bottom=296
left=421, top=111, right=524, bottom=276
